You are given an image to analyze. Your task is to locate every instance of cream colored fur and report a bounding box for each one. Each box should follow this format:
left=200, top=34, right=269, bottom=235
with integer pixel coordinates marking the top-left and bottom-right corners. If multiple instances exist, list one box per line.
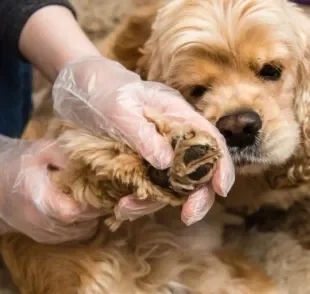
left=4, top=0, right=310, bottom=293
left=98, top=1, right=310, bottom=293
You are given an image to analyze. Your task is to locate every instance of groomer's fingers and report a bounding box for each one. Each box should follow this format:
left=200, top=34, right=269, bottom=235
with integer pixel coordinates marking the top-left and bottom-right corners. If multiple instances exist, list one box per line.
left=181, top=185, right=215, bottom=226
left=115, top=195, right=167, bottom=221
left=28, top=219, right=100, bottom=244
left=104, top=91, right=174, bottom=169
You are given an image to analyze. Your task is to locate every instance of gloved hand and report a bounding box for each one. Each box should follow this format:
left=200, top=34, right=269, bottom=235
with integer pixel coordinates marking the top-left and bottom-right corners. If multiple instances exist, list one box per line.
left=0, top=136, right=102, bottom=244
left=53, top=56, right=235, bottom=226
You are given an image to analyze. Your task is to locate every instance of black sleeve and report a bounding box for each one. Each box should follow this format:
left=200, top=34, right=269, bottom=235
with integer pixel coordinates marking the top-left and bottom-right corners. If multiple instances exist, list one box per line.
left=0, top=0, right=76, bottom=56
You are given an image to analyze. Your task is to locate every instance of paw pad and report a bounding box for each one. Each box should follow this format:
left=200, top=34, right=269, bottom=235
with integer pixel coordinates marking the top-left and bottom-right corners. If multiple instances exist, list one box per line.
left=183, top=145, right=210, bottom=165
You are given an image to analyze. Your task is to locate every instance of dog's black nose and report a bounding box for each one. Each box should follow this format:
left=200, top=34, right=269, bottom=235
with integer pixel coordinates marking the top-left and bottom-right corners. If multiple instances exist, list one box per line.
left=216, top=111, right=262, bottom=148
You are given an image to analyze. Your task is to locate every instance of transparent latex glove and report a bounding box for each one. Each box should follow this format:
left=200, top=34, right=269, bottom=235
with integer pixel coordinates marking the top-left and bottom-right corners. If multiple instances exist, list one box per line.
left=0, top=136, right=102, bottom=244
left=53, top=56, right=235, bottom=225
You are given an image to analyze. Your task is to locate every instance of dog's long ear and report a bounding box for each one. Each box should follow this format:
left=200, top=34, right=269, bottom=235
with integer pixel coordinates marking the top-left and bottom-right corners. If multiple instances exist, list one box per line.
left=98, top=3, right=161, bottom=78
left=292, top=6, right=310, bottom=172
left=293, top=7, right=310, bottom=125
left=266, top=4, right=310, bottom=189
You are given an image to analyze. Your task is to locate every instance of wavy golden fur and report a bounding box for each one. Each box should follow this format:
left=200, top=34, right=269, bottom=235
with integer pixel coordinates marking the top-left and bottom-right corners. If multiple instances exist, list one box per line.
left=3, top=0, right=310, bottom=293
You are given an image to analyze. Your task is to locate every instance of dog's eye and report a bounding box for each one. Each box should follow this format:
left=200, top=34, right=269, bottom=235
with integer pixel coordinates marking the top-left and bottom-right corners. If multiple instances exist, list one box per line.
left=258, top=64, right=282, bottom=81
left=190, top=85, right=210, bottom=98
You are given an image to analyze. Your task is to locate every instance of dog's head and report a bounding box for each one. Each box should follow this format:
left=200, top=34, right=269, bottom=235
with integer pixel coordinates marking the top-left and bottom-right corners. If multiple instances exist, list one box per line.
left=107, top=0, right=310, bottom=176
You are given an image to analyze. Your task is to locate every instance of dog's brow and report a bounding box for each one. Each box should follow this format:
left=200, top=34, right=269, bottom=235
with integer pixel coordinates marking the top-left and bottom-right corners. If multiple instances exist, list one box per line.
left=207, top=50, right=231, bottom=65
left=185, top=46, right=231, bottom=65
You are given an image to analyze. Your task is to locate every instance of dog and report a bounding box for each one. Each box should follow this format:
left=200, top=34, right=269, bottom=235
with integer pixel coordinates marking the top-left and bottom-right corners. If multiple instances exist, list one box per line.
left=3, top=0, right=310, bottom=293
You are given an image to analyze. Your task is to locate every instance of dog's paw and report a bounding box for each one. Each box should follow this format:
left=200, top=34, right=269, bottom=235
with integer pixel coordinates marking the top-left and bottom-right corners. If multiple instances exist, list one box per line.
left=148, top=125, right=221, bottom=195
left=46, top=118, right=222, bottom=231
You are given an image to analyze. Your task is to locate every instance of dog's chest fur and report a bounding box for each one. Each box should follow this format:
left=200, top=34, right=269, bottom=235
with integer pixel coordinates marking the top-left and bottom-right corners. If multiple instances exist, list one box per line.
left=220, top=173, right=310, bottom=293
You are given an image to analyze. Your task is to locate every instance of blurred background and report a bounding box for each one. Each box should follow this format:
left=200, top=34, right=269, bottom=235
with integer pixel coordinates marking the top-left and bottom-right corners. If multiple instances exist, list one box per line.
left=0, top=1, right=309, bottom=293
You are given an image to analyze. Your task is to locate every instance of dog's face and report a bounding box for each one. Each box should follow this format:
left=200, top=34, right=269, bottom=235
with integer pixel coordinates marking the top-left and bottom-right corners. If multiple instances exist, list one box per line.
left=139, top=0, right=310, bottom=173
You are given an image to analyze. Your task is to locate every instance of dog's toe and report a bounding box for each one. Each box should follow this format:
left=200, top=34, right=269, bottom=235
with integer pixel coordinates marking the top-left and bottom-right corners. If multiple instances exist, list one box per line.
left=188, top=163, right=213, bottom=181
left=183, top=145, right=210, bottom=165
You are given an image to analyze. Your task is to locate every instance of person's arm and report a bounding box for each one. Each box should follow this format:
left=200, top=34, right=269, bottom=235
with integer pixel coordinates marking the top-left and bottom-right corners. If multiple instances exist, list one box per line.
left=0, top=1, right=70, bottom=50
left=19, top=5, right=100, bottom=81
left=0, top=1, right=100, bottom=81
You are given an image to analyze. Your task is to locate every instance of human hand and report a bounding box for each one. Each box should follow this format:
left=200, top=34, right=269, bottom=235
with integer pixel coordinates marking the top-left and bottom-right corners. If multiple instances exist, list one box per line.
left=0, top=136, right=102, bottom=244
left=53, top=56, right=235, bottom=225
